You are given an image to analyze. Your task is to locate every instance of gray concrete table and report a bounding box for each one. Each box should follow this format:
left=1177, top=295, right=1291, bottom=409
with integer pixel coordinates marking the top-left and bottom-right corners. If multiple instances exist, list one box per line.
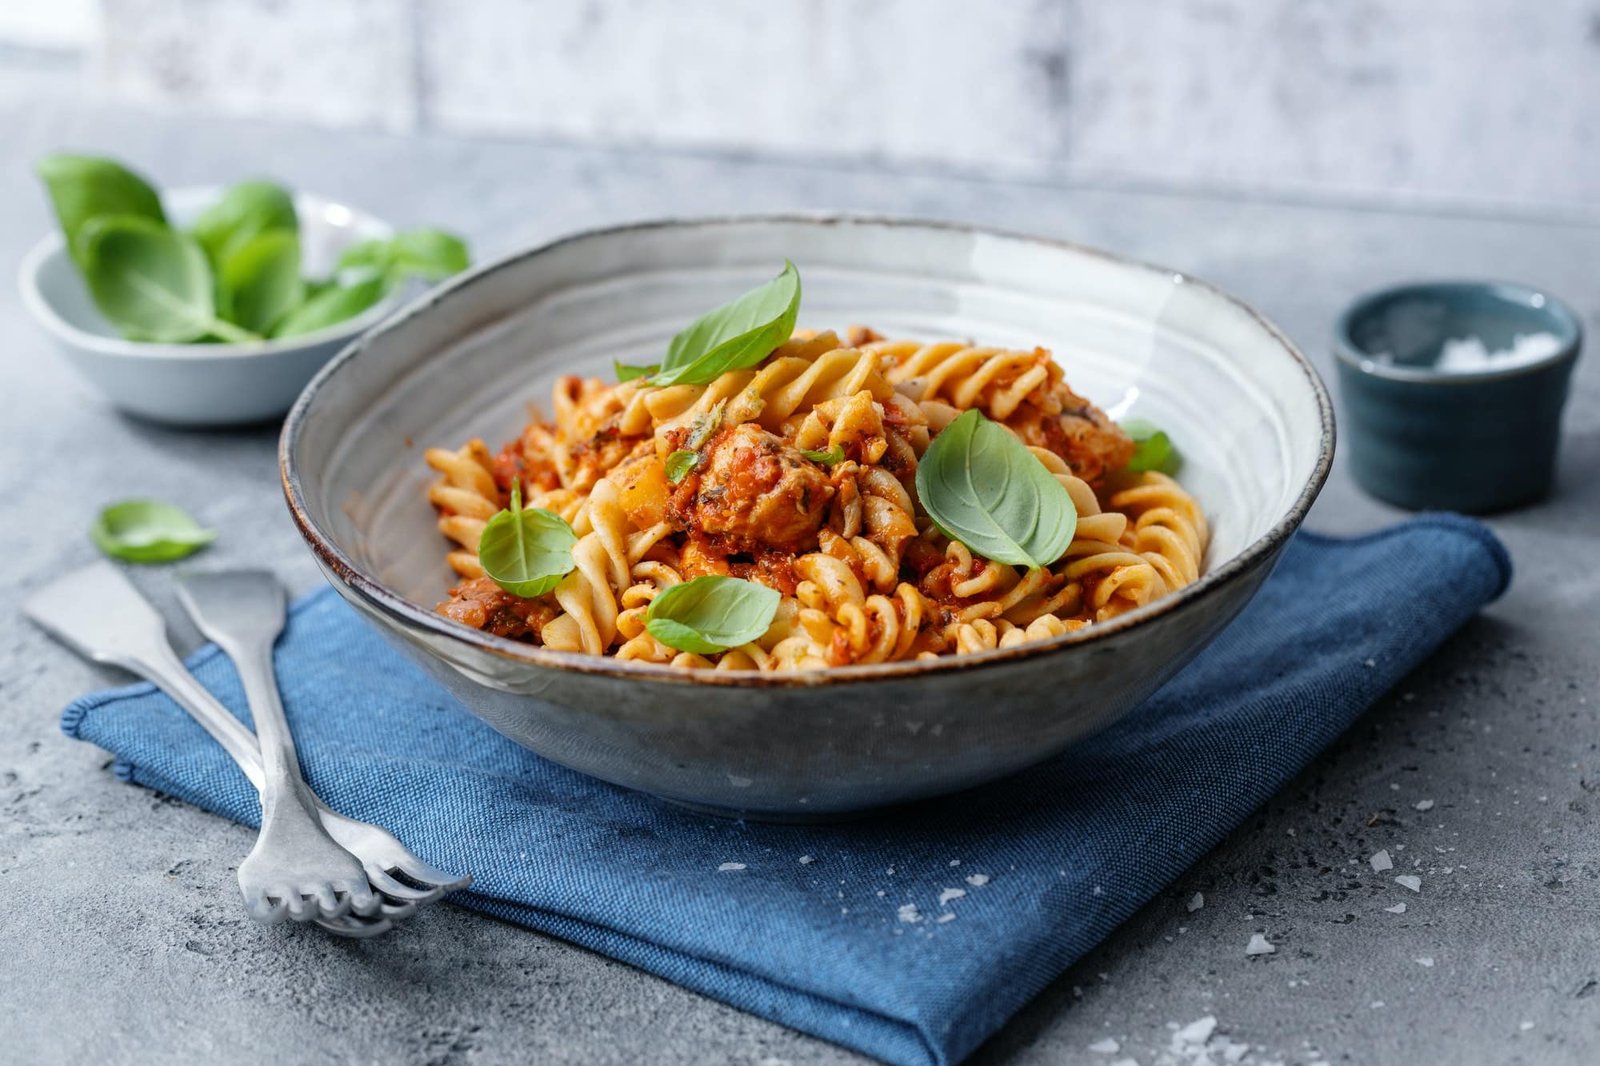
left=2, top=90, right=1596, bottom=1066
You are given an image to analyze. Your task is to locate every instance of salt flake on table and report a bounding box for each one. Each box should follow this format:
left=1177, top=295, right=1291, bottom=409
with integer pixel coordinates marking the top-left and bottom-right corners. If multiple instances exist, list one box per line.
left=1520, top=1021, right=1535, bottom=1031
left=938, top=887, right=966, bottom=906
left=965, top=873, right=991, bottom=887
left=1087, top=1036, right=1120, bottom=1054
left=1395, top=874, right=1422, bottom=892
left=949, top=859, right=961, bottom=867
left=897, top=903, right=922, bottom=924
left=717, top=862, right=747, bottom=872
left=798, top=854, right=816, bottom=865
left=935, top=912, right=956, bottom=924
left=1177, top=1015, right=1218, bottom=1044
left=1415, top=956, right=1434, bottom=967
left=1414, top=799, right=1435, bottom=811
left=1370, top=849, right=1393, bottom=872
left=1186, top=891, right=1204, bottom=912
left=1245, top=933, right=1275, bottom=956
left=1385, top=903, right=1407, bottom=914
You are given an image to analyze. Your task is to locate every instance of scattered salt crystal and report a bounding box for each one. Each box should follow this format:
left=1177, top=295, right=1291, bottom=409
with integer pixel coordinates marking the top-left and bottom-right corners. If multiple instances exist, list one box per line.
left=1414, top=799, right=1435, bottom=812
left=1415, top=956, right=1434, bottom=967
left=1365, top=658, right=1377, bottom=668
left=938, top=887, right=967, bottom=906
left=1396, top=874, right=1422, bottom=893
left=1370, top=850, right=1393, bottom=872
left=965, top=873, right=991, bottom=887
left=886, top=866, right=896, bottom=875
left=798, top=855, right=816, bottom=865
left=717, top=862, right=747, bottom=872
left=1520, top=1021, right=1535, bottom=1031
left=935, top=913, right=957, bottom=924
left=1385, top=903, right=1407, bottom=914
left=876, top=890, right=886, bottom=898
left=1109, top=1060, right=1139, bottom=1066
left=897, top=903, right=922, bottom=924
left=1371, top=1000, right=1386, bottom=1009
left=1177, top=1015, right=1218, bottom=1044
left=1187, top=892, right=1205, bottom=912
left=1088, top=1037, right=1120, bottom=1054
left=1093, top=885, right=1104, bottom=896
left=1245, top=933, right=1276, bottom=956
left=949, top=859, right=961, bottom=867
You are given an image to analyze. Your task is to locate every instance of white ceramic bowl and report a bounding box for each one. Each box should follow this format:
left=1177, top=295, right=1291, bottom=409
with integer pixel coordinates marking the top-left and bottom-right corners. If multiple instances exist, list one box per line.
left=19, top=186, right=401, bottom=426
left=282, top=216, right=1334, bottom=818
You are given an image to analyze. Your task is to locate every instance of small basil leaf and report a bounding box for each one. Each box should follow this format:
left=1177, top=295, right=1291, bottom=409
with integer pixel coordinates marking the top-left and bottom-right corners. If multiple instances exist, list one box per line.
left=645, top=575, right=780, bottom=655
left=1121, top=418, right=1181, bottom=474
left=271, top=274, right=387, bottom=338
left=191, top=180, right=297, bottom=267
left=36, top=154, right=166, bottom=267
left=91, top=500, right=216, bottom=563
left=477, top=483, right=578, bottom=597
left=664, top=450, right=700, bottom=484
left=218, top=230, right=302, bottom=335
left=79, top=215, right=258, bottom=344
left=615, top=361, right=657, bottom=382
left=685, top=399, right=727, bottom=451
left=801, top=446, right=845, bottom=465
left=389, top=227, right=470, bottom=280
left=650, top=261, right=801, bottom=387
left=915, top=409, right=1077, bottom=569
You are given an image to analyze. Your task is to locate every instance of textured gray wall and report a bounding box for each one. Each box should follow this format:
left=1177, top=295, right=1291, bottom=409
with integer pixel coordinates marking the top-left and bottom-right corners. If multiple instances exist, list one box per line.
left=58, top=1, right=1600, bottom=211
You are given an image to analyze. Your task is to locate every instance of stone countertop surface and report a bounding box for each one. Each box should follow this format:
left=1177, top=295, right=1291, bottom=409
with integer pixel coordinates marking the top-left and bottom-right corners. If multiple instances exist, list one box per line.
left=1, top=96, right=1596, bottom=1066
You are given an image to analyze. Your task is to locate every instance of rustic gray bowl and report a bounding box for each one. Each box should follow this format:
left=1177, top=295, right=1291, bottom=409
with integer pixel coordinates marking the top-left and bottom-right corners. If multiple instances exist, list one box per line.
left=281, top=216, right=1333, bottom=819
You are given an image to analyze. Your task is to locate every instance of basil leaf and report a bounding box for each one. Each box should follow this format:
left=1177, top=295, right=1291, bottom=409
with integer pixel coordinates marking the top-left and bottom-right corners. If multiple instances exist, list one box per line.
left=91, top=500, right=216, bottom=563
left=337, top=227, right=470, bottom=285
left=801, top=446, right=845, bottom=465
left=664, top=450, right=700, bottom=484
left=615, top=361, right=657, bottom=382
left=79, top=215, right=258, bottom=344
left=686, top=399, right=727, bottom=450
left=1121, top=419, right=1181, bottom=474
left=36, top=154, right=165, bottom=267
left=218, top=230, right=302, bottom=334
left=271, top=274, right=387, bottom=338
left=477, top=483, right=578, bottom=597
left=915, top=409, right=1077, bottom=569
left=645, top=575, right=780, bottom=655
left=650, top=261, right=801, bottom=387
left=191, top=180, right=297, bottom=267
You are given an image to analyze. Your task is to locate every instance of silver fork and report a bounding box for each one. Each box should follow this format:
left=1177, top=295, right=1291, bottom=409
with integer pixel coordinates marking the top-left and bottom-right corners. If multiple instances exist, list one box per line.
left=24, top=563, right=471, bottom=935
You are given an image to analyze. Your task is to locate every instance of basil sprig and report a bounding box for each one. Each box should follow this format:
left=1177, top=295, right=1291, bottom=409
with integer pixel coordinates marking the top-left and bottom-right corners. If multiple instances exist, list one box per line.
left=1121, top=419, right=1181, bottom=474
left=664, top=450, right=700, bottom=484
left=35, top=153, right=470, bottom=344
left=801, top=446, right=845, bottom=465
left=915, top=409, right=1078, bottom=569
left=645, top=575, right=780, bottom=655
left=647, top=262, right=801, bottom=387
left=91, top=500, right=216, bottom=563
left=477, top=483, right=578, bottom=598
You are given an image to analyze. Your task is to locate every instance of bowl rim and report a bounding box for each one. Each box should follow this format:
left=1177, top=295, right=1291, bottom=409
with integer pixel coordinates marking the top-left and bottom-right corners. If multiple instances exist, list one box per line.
left=1332, top=278, right=1584, bottom=386
left=280, top=213, right=1336, bottom=688
left=17, top=187, right=405, bottom=360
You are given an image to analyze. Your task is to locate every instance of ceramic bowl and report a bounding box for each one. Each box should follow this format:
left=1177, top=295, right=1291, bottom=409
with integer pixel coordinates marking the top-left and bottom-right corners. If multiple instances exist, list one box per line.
left=1334, top=280, right=1582, bottom=513
left=281, top=216, right=1334, bottom=819
left=19, top=186, right=401, bottom=426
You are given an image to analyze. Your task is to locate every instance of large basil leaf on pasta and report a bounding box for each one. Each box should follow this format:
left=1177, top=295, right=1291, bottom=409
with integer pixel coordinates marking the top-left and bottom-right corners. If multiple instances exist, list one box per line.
left=1121, top=418, right=1181, bottom=474
left=78, top=216, right=259, bottom=344
left=915, top=409, right=1077, bottom=569
left=650, top=261, right=801, bottom=387
left=36, top=154, right=166, bottom=268
left=645, top=575, right=780, bottom=655
left=91, top=500, right=216, bottom=563
left=477, top=483, right=578, bottom=598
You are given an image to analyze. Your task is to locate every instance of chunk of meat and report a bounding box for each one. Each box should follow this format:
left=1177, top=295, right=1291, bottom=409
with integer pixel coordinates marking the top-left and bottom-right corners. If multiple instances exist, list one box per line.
left=672, top=423, right=833, bottom=552
left=437, top=576, right=559, bottom=640
left=1006, top=383, right=1133, bottom=484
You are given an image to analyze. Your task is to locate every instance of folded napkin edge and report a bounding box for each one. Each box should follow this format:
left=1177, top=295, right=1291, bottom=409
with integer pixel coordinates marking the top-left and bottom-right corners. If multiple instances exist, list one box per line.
left=1297, top=513, right=1511, bottom=599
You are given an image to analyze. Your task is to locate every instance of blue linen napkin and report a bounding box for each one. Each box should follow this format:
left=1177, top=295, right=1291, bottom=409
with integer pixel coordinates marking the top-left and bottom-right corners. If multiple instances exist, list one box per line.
left=62, top=515, right=1509, bottom=1066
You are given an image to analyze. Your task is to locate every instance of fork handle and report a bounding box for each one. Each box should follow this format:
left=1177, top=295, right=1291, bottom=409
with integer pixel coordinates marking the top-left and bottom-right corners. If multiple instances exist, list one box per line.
left=116, top=642, right=268, bottom=792
left=229, top=636, right=313, bottom=800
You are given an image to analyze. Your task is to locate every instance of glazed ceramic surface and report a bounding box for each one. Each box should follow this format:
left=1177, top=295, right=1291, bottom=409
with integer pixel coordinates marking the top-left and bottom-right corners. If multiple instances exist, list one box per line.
left=19, top=187, right=400, bottom=426
left=1334, top=280, right=1582, bottom=513
left=282, top=217, right=1333, bottom=818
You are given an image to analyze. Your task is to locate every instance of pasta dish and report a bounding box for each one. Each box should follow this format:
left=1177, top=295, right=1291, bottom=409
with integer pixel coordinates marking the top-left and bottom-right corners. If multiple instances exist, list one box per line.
left=424, top=266, right=1207, bottom=671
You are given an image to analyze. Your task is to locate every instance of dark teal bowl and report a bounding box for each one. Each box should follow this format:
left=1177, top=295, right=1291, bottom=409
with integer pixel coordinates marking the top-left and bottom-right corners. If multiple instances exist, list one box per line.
left=1334, top=281, right=1582, bottom=513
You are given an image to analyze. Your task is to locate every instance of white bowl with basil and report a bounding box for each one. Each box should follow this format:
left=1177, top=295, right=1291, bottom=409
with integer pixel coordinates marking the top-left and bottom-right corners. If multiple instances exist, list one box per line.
left=20, top=157, right=468, bottom=426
